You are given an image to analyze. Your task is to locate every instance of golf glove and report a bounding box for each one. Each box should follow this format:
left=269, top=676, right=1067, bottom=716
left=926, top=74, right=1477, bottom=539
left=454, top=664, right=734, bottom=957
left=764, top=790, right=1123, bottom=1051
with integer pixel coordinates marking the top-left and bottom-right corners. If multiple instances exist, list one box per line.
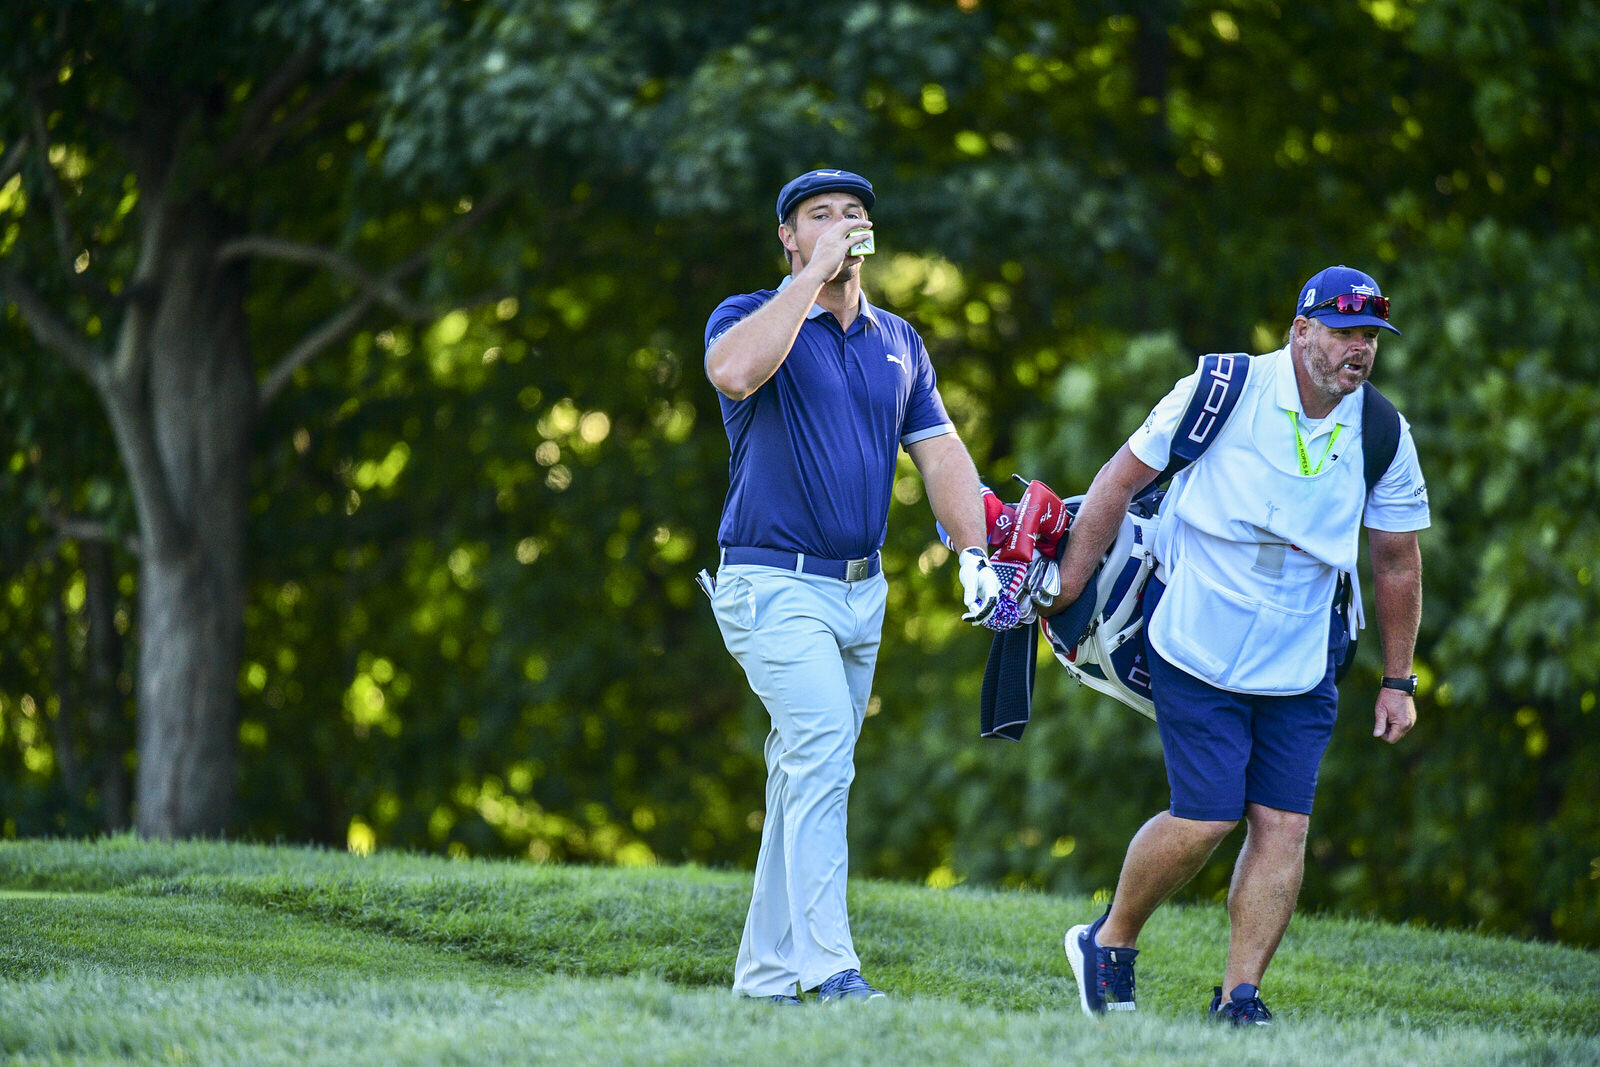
left=957, top=547, right=1001, bottom=624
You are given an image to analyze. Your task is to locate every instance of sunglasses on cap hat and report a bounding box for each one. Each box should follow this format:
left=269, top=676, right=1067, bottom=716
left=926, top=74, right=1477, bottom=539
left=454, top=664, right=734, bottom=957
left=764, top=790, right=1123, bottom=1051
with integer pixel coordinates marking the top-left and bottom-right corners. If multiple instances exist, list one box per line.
left=1306, top=292, right=1391, bottom=320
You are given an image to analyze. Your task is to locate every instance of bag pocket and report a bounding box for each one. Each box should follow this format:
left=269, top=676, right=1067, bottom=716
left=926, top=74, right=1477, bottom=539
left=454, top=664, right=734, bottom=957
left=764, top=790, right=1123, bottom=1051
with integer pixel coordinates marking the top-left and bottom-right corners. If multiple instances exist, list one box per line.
left=1151, top=564, right=1326, bottom=693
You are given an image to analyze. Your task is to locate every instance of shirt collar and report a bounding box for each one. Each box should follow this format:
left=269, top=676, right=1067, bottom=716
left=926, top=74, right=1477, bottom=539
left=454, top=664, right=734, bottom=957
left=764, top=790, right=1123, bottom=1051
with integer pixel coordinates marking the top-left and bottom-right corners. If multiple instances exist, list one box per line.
left=1270, top=344, right=1360, bottom=423
left=777, top=274, right=880, bottom=329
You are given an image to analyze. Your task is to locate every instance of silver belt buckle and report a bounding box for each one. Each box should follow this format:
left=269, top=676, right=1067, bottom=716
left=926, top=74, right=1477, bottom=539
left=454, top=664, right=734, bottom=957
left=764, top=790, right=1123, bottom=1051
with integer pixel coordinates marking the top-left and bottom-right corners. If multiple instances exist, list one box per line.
left=844, top=557, right=869, bottom=582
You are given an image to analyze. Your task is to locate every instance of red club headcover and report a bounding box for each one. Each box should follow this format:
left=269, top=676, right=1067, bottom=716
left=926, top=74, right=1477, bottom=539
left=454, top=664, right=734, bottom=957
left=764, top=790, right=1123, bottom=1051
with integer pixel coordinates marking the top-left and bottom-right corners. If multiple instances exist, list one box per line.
left=982, top=485, right=1018, bottom=548
left=996, top=479, right=1069, bottom=563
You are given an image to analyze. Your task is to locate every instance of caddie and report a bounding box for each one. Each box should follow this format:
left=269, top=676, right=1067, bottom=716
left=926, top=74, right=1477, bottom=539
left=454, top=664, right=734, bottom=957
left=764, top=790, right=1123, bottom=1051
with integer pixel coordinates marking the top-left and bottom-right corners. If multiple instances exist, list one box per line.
left=702, top=167, right=1000, bottom=1005
left=1042, top=264, right=1430, bottom=1026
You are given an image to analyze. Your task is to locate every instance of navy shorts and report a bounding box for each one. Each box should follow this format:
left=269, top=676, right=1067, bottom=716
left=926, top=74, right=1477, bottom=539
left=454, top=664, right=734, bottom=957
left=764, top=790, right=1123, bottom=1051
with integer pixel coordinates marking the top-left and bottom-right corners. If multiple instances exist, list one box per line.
left=1143, top=578, right=1339, bottom=821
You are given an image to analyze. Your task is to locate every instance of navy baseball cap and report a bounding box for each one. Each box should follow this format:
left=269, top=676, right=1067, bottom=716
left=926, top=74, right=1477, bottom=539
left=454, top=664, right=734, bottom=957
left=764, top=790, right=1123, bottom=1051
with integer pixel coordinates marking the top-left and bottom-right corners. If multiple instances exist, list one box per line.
left=1295, top=264, right=1401, bottom=334
left=775, top=168, right=875, bottom=222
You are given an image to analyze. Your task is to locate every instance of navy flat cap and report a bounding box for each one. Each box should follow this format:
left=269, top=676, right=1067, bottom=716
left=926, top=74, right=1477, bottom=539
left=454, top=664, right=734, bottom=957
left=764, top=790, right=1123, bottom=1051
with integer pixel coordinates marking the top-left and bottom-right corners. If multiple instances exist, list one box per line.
left=775, top=169, right=875, bottom=221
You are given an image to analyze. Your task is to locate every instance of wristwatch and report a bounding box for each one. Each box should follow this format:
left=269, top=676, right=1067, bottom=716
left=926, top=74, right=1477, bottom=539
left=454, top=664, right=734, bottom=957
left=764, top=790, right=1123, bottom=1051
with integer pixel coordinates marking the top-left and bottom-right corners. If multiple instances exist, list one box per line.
left=1381, top=674, right=1419, bottom=696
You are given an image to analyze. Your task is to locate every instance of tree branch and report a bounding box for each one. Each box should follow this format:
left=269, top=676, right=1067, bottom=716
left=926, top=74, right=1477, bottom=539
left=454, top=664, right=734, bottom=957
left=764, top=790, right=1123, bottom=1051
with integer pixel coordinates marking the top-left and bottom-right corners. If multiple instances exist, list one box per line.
left=0, top=132, right=29, bottom=185
left=222, top=45, right=323, bottom=166
left=258, top=293, right=377, bottom=407
left=238, top=69, right=357, bottom=165
left=108, top=179, right=178, bottom=387
left=217, top=236, right=429, bottom=319
left=27, top=94, right=78, bottom=276
left=0, top=268, right=110, bottom=388
left=88, top=169, right=189, bottom=560
left=398, top=187, right=516, bottom=276
left=255, top=187, right=516, bottom=410
left=99, top=387, right=191, bottom=559
left=43, top=505, right=142, bottom=557
left=26, top=90, right=116, bottom=304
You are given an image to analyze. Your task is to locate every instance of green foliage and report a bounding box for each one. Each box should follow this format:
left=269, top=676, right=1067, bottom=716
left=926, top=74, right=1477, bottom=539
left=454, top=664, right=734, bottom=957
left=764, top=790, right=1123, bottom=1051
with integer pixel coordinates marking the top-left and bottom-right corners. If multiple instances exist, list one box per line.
left=2, top=0, right=1597, bottom=952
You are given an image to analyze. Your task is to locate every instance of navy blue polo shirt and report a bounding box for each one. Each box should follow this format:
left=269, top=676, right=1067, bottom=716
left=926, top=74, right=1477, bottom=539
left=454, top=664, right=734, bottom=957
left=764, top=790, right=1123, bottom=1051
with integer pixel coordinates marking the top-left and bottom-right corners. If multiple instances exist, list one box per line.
left=705, top=278, right=954, bottom=560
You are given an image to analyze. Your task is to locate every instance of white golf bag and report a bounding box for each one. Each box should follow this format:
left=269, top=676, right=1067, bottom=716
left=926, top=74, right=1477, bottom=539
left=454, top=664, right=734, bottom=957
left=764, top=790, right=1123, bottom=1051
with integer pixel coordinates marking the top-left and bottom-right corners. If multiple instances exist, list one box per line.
left=1039, top=491, right=1165, bottom=721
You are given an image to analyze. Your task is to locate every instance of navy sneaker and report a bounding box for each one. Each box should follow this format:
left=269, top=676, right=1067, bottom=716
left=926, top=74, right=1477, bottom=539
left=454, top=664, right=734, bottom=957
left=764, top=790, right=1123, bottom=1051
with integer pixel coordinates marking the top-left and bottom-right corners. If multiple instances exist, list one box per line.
left=1064, top=907, right=1138, bottom=1016
left=815, top=968, right=886, bottom=1003
left=768, top=994, right=803, bottom=1006
left=1208, top=984, right=1273, bottom=1026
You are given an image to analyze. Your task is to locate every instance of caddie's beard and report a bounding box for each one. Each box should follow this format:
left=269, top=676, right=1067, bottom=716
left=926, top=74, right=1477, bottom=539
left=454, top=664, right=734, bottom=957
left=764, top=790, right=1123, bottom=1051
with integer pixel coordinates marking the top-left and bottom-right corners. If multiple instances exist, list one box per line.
left=1306, top=347, right=1369, bottom=398
left=1302, top=331, right=1371, bottom=399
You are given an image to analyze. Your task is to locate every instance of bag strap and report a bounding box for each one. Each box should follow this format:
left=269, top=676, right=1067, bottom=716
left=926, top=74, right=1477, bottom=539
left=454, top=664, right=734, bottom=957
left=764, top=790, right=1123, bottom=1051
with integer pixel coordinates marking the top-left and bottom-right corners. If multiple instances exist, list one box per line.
left=1359, top=381, right=1402, bottom=495
left=1337, top=382, right=1403, bottom=648
left=1147, top=356, right=1399, bottom=494
left=1137, top=352, right=1252, bottom=498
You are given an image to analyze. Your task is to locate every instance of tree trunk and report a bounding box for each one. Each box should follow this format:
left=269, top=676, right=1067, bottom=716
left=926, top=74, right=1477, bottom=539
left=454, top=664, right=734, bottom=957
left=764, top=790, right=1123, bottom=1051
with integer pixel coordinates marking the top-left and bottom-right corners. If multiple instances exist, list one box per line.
left=47, top=565, right=83, bottom=798
left=125, top=209, right=255, bottom=838
left=81, top=540, right=131, bottom=831
left=135, top=549, right=244, bottom=836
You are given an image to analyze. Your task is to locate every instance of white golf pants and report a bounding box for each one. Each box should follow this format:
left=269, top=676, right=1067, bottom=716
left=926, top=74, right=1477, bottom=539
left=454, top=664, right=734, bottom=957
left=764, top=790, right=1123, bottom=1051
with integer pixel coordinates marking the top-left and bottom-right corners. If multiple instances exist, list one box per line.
left=712, top=564, right=888, bottom=996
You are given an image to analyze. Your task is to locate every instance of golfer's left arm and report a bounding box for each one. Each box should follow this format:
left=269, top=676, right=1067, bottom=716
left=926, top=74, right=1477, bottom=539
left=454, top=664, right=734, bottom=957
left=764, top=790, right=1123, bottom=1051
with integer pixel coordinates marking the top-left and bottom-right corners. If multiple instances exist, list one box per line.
left=909, top=432, right=987, bottom=553
left=1369, top=527, right=1422, bottom=744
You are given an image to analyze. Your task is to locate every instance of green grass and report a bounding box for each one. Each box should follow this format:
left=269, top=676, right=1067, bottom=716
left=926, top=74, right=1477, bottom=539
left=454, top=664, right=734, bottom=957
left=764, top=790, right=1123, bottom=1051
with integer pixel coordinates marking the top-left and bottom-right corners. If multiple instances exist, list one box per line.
left=1, top=838, right=1596, bottom=1065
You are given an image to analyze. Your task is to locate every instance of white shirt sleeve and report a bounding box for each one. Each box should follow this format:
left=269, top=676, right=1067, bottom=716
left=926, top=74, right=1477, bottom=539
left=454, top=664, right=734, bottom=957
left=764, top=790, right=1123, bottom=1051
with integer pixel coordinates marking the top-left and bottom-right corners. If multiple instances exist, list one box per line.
left=1363, top=413, right=1431, bottom=531
left=1127, top=367, right=1202, bottom=470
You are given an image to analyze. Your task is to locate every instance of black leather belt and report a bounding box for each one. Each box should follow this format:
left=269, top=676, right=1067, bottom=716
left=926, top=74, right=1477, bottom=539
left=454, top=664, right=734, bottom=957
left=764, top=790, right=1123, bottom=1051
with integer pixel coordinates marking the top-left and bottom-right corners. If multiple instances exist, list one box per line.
left=721, top=546, right=881, bottom=582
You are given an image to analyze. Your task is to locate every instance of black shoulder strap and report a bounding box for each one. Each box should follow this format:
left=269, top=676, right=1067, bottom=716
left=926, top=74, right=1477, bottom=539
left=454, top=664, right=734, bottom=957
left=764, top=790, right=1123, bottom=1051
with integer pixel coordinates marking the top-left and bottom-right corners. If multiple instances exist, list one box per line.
left=1149, top=358, right=1398, bottom=493
left=1144, top=352, right=1252, bottom=493
left=1359, top=382, right=1401, bottom=495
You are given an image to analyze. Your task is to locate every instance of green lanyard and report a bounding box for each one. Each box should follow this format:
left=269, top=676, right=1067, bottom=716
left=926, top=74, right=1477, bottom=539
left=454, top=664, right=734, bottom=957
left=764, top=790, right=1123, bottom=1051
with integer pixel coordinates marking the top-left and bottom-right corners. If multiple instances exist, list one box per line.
left=1286, top=411, right=1342, bottom=475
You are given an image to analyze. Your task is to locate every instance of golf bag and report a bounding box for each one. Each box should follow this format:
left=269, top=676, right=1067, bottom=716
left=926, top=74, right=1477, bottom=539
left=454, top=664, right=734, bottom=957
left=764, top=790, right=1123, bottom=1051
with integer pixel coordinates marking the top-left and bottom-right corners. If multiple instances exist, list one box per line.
left=977, top=352, right=1403, bottom=733
left=1038, top=489, right=1164, bottom=720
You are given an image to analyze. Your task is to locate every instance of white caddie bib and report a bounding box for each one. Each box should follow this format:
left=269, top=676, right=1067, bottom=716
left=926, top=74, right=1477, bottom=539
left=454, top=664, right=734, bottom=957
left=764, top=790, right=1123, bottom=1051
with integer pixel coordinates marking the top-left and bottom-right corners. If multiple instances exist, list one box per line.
left=1147, top=350, right=1367, bottom=694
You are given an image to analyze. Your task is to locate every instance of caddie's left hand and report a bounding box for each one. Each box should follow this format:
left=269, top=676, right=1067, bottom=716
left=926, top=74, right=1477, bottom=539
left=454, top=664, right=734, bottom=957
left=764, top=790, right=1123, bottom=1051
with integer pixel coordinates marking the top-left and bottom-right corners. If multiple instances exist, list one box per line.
left=1373, top=689, right=1416, bottom=744
left=957, top=547, right=1001, bottom=624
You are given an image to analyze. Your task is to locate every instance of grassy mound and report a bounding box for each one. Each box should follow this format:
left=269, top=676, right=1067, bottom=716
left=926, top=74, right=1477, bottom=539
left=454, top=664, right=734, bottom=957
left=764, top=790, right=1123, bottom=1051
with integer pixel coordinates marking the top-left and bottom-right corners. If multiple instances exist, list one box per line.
left=1, top=837, right=1595, bottom=1064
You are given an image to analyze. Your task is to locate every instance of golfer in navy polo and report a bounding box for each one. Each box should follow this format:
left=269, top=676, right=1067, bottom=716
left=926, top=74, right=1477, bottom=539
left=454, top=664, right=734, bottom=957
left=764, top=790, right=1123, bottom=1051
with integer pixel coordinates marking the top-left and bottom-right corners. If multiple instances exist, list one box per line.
left=704, top=168, right=1000, bottom=1004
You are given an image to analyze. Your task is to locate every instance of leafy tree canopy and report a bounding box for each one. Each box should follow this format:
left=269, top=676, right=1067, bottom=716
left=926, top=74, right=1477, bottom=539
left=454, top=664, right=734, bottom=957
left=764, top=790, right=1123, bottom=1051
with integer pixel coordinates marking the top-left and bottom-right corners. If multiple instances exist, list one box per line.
left=2, top=0, right=1596, bottom=944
